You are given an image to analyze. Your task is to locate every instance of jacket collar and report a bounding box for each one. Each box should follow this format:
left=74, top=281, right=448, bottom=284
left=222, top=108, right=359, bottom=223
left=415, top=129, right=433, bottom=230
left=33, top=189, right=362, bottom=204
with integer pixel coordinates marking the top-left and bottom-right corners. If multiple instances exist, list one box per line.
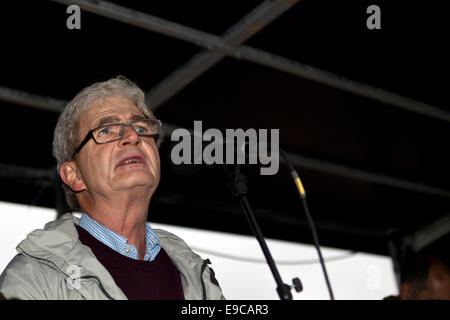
left=154, top=228, right=207, bottom=299
left=16, top=213, right=127, bottom=300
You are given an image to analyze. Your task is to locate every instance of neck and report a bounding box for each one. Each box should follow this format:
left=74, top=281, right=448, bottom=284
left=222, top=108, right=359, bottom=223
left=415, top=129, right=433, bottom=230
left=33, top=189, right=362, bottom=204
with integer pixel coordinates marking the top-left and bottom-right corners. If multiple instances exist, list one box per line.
left=79, top=190, right=152, bottom=260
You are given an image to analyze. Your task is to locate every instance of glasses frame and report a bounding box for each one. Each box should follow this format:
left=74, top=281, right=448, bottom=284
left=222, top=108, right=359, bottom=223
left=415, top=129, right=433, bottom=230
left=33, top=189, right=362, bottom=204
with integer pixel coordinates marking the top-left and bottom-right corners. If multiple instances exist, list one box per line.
left=71, top=118, right=162, bottom=160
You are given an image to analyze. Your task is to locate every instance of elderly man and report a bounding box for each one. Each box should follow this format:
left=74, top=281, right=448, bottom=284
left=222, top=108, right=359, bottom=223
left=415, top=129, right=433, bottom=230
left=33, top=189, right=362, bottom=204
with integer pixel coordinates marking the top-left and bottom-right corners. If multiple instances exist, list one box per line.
left=0, top=76, right=224, bottom=300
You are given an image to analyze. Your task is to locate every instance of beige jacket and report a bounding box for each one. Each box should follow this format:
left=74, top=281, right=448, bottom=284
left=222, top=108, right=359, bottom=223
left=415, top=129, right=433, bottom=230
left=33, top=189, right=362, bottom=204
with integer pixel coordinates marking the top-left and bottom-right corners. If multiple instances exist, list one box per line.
left=0, top=213, right=224, bottom=300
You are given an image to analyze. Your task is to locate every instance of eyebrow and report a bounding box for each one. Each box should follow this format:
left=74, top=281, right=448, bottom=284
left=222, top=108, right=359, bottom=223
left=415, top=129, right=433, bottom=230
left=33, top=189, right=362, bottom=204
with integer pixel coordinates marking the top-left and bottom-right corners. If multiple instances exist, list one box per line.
left=95, top=114, right=148, bottom=128
left=129, top=114, right=148, bottom=121
left=96, top=116, right=121, bottom=127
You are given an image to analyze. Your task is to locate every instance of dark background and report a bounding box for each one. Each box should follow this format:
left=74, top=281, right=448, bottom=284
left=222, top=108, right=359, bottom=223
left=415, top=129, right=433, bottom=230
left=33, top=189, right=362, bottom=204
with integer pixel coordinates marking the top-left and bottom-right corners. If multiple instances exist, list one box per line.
left=0, top=0, right=448, bottom=264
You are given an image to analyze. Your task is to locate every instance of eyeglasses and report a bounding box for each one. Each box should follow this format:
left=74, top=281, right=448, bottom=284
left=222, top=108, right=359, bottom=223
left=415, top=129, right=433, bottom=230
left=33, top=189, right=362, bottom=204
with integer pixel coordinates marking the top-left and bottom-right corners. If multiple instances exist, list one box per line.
left=72, top=119, right=162, bottom=159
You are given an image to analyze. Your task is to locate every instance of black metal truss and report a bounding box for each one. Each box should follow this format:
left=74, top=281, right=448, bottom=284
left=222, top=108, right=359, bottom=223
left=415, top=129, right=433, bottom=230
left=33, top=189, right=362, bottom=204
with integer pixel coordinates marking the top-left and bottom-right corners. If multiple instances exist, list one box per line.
left=1, top=85, right=450, bottom=200
left=50, top=0, right=450, bottom=123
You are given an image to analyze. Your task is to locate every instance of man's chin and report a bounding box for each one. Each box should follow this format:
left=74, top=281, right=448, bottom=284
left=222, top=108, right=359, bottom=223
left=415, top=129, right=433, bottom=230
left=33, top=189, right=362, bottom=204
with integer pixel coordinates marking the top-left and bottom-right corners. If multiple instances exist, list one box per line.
left=113, top=175, right=158, bottom=191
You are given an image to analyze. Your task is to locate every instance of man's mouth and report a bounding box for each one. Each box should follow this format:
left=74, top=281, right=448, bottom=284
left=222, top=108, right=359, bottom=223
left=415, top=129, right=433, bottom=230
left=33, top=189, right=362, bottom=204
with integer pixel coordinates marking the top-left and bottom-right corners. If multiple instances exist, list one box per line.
left=117, top=155, right=146, bottom=168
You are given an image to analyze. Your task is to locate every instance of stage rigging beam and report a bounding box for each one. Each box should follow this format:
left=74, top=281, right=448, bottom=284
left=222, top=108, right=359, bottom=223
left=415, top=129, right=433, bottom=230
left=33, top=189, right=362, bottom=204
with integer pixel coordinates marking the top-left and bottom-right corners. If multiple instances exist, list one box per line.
left=1, top=86, right=450, bottom=199
left=0, top=86, right=65, bottom=112
left=145, top=0, right=300, bottom=111
left=406, top=213, right=450, bottom=253
left=50, top=0, right=450, bottom=123
left=0, top=161, right=388, bottom=241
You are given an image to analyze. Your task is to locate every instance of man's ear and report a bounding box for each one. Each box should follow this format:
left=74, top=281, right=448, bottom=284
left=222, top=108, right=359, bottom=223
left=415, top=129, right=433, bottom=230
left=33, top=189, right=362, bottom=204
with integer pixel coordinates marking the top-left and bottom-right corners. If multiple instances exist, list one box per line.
left=59, top=162, right=86, bottom=192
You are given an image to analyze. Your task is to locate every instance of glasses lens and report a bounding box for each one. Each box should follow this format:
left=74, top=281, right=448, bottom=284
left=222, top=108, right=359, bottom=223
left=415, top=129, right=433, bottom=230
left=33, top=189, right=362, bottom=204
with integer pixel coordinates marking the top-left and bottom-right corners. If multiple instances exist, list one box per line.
left=92, top=119, right=161, bottom=143
left=133, top=119, right=161, bottom=136
left=93, top=124, right=122, bottom=143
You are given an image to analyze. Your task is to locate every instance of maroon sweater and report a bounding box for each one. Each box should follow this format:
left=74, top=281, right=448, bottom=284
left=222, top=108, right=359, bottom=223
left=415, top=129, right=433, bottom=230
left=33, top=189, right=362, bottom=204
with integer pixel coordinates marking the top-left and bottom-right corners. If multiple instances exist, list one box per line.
left=76, top=225, right=185, bottom=300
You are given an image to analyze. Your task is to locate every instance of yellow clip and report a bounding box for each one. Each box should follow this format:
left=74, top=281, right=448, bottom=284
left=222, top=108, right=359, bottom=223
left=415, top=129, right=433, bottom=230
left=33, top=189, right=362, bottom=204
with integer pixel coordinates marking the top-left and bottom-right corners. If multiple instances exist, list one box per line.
left=294, top=177, right=306, bottom=197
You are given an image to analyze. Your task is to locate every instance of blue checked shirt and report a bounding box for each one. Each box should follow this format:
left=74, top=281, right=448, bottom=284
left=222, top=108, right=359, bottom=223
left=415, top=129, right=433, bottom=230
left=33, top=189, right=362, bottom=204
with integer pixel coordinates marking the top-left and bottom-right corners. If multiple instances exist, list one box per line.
left=78, top=213, right=161, bottom=261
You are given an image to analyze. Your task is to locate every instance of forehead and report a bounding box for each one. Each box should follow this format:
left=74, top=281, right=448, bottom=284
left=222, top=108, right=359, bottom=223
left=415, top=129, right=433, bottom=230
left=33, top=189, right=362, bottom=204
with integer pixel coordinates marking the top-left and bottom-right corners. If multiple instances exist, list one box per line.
left=81, top=96, right=145, bottom=128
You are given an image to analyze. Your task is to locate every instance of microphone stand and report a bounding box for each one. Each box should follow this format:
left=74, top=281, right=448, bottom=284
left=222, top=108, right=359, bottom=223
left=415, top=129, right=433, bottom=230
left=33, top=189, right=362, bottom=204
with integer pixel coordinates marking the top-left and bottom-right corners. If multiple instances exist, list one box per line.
left=224, top=163, right=302, bottom=300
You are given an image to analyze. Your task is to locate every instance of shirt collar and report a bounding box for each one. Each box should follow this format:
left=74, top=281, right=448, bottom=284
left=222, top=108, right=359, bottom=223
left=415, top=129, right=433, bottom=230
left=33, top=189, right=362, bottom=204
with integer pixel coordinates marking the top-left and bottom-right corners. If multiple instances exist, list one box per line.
left=78, top=213, right=161, bottom=261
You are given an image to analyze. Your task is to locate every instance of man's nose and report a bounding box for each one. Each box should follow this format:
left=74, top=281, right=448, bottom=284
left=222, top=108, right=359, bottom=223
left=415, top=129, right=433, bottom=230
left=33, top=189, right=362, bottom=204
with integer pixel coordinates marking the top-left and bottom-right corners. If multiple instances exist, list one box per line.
left=120, top=125, right=140, bottom=145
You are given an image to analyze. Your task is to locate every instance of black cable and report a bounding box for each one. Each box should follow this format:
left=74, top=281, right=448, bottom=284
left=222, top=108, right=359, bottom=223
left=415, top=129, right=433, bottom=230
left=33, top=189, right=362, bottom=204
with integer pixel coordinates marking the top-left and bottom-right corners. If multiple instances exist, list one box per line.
left=190, top=245, right=356, bottom=265
left=280, top=148, right=335, bottom=300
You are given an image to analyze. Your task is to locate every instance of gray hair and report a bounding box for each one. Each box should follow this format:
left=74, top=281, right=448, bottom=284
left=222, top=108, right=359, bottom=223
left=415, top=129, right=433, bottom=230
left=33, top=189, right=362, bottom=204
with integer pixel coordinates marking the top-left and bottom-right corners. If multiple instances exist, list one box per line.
left=52, top=75, right=162, bottom=211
